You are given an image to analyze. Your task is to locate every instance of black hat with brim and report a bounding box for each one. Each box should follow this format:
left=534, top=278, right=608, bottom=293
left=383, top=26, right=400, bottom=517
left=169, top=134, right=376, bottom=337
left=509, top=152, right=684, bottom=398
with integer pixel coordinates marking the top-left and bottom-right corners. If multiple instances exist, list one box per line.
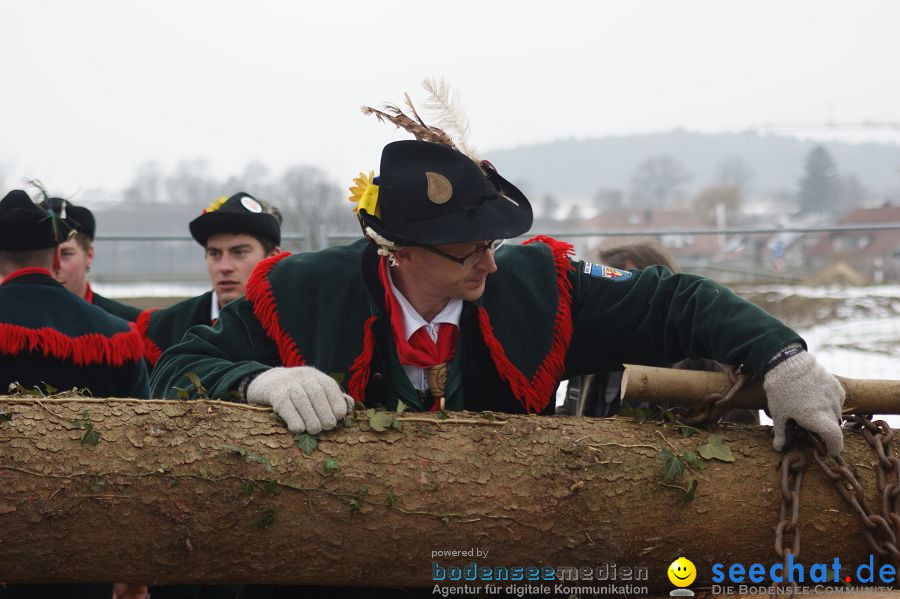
left=42, top=197, right=96, bottom=240
left=0, top=190, right=73, bottom=250
left=359, top=140, right=533, bottom=246
left=189, top=192, right=281, bottom=247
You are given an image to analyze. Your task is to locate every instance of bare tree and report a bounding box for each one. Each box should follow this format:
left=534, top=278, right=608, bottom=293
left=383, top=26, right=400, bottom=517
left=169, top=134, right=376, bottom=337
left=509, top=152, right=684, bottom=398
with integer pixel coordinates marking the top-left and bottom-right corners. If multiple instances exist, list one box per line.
left=714, top=158, right=754, bottom=195
left=165, top=159, right=219, bottom=205
left=122, top=161, right=166, bottom=204
left=630, top=156, right=692, bottom=210
left=276, top=166, right=355, bottom=251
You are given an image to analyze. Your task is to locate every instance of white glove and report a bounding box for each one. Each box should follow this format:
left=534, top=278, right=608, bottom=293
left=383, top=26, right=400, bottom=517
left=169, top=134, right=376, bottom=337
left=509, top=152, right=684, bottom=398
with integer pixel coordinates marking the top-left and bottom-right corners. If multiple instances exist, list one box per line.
left=245, top=367, right=354, bottom=434
left=763, top=346, right=845, bottom=455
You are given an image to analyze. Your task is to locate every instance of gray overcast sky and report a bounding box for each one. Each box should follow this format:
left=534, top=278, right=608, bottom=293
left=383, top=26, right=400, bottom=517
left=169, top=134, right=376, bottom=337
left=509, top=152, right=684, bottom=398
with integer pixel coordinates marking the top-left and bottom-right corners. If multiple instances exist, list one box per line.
left=2, top=0, right=899, bottom=195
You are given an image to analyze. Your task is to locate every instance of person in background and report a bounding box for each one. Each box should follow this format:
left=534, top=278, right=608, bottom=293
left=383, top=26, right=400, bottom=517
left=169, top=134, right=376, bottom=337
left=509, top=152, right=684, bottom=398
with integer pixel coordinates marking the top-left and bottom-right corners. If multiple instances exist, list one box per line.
left=557, top=240, right=759, bottom=424
left=42, top=197, right=143, bottom=321
left=137, top=192, right=282, bottom=370
left=0, top=189, right=149, bottom=599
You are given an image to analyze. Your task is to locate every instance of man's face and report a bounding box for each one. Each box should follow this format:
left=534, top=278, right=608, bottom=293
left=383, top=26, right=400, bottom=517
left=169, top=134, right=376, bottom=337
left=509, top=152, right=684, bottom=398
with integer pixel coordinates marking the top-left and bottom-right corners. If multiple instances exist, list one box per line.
left=205, top=233, right=273, bottom=308
left=55, top=237, right=93, bottom=297
left=400, top=240, right=499, bottom=303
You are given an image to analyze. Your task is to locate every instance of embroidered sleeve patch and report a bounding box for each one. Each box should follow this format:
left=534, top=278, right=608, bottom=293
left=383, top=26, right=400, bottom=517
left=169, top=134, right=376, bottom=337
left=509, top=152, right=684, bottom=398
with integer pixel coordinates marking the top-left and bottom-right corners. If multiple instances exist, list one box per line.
left=583, top=262, right=633, bottom=282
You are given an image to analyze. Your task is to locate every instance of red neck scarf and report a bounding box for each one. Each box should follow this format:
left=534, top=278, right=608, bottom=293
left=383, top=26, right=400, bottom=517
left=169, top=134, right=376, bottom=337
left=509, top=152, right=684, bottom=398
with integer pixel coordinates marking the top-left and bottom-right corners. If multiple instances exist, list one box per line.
left=378, top=256, right=459, bottom=370
left=84, top=281, right=94, bottom=303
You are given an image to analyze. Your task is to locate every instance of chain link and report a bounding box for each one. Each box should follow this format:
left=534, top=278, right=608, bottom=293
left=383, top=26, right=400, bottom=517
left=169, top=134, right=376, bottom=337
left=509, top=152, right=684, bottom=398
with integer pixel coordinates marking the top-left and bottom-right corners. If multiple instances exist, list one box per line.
left=770, top=449, right=807, bottom=599
left=813, top=416, right=900, bottom=568
left=680, top=365, right=748, bottom=425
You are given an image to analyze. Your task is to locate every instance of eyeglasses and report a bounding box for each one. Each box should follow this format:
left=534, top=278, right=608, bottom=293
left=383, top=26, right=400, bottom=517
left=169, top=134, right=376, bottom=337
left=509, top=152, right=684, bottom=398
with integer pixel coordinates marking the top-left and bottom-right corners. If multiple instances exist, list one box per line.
left=421, top=239, right=505, bottom=267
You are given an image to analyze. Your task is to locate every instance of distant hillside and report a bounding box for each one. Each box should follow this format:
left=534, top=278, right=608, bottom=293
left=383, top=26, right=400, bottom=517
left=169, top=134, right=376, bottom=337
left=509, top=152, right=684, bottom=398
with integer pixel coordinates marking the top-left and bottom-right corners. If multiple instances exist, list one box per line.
left=485, top=130, right=900, bottom=201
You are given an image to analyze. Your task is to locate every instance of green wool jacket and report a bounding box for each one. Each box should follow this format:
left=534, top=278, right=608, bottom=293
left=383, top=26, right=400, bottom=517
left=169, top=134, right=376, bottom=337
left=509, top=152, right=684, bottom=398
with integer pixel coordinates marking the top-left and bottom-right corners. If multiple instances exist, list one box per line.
left=91, top=290, right=141, bottom=322
left=0, top=269, right=149, bottom=398
left=138, top=291, right=214, bottom=368
left=150, top=237, right=802, bottom=414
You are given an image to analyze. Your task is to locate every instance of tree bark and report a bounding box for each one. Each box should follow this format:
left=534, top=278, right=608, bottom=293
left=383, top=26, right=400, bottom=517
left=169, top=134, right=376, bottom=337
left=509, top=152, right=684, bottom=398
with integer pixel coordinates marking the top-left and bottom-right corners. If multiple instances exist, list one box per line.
left=0, top=397, right=891, bottom=591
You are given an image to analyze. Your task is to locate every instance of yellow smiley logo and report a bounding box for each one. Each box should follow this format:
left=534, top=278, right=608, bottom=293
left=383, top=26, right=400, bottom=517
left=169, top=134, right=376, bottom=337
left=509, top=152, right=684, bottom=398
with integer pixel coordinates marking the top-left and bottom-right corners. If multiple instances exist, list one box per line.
left=668, top=557, right=696, bottom=587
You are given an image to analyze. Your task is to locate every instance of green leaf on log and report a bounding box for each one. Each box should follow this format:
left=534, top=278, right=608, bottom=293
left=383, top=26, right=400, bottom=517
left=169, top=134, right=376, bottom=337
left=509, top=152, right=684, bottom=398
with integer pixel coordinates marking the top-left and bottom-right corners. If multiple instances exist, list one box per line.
left=699, top=433, right=735, bottom=462
left=369, top=411, right=395, bottom=432
left=295, top=433, right=318, bottom=455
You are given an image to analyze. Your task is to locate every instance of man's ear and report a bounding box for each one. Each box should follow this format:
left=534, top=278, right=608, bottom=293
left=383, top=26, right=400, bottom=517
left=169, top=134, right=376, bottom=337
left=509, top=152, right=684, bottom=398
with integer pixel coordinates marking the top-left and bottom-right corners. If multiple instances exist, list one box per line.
left=391, top=247, right=413, bottom=266
left=267, top=246, right=281, bottom=258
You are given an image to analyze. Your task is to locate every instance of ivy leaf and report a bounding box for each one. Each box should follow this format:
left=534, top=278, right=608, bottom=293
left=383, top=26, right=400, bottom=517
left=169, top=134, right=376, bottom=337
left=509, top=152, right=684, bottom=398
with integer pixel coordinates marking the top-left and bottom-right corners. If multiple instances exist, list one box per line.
left=254, top=507, right=276, bottom=529
left=43, top=383, right=57, bottom=395
left=80, top=423, right=101, bottom=446
left=173, top=386, right=191, bottom=401
left=324, top=457, right=340, bottom=473
left=0, top=410, right=10, bottom=425
left=656, top=449, right=683, bottom=482
left=369, top=411, right=395, bottom=432
left=295, top=433, right=318, bottom=455
left=681, top=450, right=703, bottom=470
left=396, top=401, right=408, bottom=415
left=240, top=481, right=255, bottom=496
left=678, top=425, right=698, bottom=438
left=342, top=415, right=353, bottom=427
left=185, top=372, right=208, bottom=399
left=683, top=478, right=699, bottom=503
left=391, top=419, right=404, bottom=432
left=699, top=433, right=735, bottom=462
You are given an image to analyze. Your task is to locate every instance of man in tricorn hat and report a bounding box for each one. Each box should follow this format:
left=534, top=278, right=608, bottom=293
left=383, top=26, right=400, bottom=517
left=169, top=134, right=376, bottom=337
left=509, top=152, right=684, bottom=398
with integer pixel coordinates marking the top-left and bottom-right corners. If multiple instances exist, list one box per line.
left=0, top=189, right=148, bottom=597
left=41, top=196, right=143, bottom=321
left=149, top=92, right=844, bottom=460
left=137, top=192, right=282, bottom=368
left=0, top=189, right=148, bottom=399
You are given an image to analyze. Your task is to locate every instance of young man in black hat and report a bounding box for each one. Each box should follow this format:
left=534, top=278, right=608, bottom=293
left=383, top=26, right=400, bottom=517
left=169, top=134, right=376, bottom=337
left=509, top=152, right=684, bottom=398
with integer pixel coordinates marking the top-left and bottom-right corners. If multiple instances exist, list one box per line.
left=0, top=190, right=149, bottom=399
left=138, top=192, right=282, bottom=368
left=41, top=197, right=143, bottom=321
left=149, top=120, right=844, bottom=457
left=0, top=190, right=149, bottom=597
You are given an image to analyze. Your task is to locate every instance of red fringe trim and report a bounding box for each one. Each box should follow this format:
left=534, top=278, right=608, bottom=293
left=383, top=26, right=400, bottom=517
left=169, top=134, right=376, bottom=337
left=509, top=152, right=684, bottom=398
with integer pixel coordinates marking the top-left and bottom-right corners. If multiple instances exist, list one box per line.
left=346, top=315, right=377, bottom=404
left=477, top=235, right=575, bottom=413
left=136, top=308, right=162, bottom=366
left=244, top=251, right=305, bottom=367
left=0, top=322, right=145, bottom=366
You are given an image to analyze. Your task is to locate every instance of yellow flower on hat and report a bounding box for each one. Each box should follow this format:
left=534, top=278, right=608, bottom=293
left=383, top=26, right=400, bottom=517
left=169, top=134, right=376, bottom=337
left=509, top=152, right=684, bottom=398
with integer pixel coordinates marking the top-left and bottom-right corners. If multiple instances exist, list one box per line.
left=203, top=195, right=228, bottom=214
left=348, top=170, right=380, bottom=218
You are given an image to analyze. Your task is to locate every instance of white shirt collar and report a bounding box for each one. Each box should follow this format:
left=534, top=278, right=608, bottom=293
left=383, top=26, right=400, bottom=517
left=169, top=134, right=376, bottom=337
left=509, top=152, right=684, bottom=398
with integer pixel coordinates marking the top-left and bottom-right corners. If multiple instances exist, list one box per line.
left=387, top=268, right=462, bottom=341
left=210, top=290, right=220, bottom=322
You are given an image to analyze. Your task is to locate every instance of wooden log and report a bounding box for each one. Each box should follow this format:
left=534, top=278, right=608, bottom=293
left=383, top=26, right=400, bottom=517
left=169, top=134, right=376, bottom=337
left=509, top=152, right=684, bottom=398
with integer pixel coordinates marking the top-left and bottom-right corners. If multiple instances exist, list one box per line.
left=0, top=396, right=892, bottom=592
left=621, top=364, right=900, bottom=414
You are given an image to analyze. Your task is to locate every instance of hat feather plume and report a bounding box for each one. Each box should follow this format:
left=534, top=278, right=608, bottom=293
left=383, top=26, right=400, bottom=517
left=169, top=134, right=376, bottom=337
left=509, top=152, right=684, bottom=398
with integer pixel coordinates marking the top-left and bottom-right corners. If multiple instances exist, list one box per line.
left=360, top=104, right=458, bottom=150
left=421, top=77, right=479, bottom=162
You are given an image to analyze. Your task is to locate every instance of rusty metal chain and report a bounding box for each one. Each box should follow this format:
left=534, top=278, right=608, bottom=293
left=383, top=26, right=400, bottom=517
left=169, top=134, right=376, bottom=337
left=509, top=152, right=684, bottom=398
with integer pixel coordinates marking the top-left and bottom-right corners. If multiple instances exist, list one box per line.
left=680, top=365, right=748, bottom=425
left=770, top=449, right=807, bottom=599
left=812, top=416, right=900, bottom=569
left=675, top=365, right=900, bottom=591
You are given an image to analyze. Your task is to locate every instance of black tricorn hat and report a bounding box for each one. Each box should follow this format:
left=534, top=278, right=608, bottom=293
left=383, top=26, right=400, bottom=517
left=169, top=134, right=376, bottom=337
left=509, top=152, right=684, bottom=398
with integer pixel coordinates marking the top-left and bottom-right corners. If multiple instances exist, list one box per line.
left=41, top=197, right=96, bottom=240
left=359, top=141, right=533, bottom=246
left=189, top=192, right=281, bottom=247
left=0, top=190, right=74, bottom=250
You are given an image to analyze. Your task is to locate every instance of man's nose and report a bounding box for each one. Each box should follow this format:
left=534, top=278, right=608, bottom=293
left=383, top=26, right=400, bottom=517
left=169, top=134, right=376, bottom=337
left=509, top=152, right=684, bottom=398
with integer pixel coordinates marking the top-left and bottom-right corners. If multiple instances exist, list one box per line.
left=475, top=249, right=498, bottom=273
